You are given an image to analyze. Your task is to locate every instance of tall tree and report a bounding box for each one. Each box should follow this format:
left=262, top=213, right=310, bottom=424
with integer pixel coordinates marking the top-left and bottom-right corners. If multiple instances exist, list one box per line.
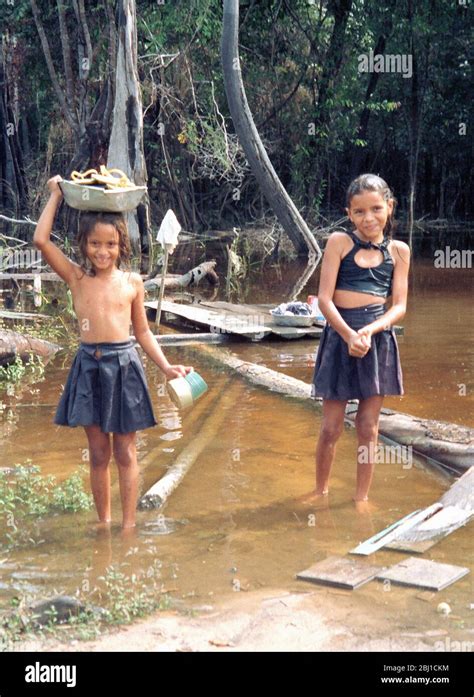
left=107, top=0, right=150, bottom=261
left=30, top=0, right=116, bottom=174
left=221, top=0, right=321, bottom=259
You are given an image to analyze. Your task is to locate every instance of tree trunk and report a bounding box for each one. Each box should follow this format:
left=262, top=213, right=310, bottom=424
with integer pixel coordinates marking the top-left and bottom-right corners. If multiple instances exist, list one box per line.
left=311, top=0, right=353, bottom=204
left=221, top=0, right=321, bottom=261
left=0, top=40, right=28, bottom=216
left=349, top=15, right=394, bottom=180
left=107, top=0, right=150, bottom=264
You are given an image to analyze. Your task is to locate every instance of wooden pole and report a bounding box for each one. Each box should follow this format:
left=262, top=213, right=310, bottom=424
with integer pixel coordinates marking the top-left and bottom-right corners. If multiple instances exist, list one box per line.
left=154, top=246, right=169, bottom=332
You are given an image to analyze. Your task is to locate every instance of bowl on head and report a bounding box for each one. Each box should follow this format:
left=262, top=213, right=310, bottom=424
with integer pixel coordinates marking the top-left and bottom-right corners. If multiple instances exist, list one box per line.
left=60, top=180, right=147, bottom=212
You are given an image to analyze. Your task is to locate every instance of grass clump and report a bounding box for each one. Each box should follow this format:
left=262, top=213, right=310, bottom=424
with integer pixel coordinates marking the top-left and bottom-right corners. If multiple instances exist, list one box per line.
left=0, top=462, right=93, bottom=550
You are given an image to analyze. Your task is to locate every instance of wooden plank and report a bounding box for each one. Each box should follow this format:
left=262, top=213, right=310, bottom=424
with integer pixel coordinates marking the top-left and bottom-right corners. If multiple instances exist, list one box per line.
left=145, top=300, right=272, bottom=340
left=385, top=506, right=473, bottom=553
left=384, top=539, right=437, bottom=554
left=384, top=469, right=474, bottom=552
left=350, top=503, right=443, bottom=555
left=146, top=300, right=323, bottom=340
left=440, top=467, right=474, bottom=511
left=0, top=273, right=60, bottom=281
left=154, top=332, right=231, bottom=346
left=0, top=310, right=50, bottom=320
left=296, top=555, right=385, bottom=590
left=202, top=300, right=325, bottom=334
left=376, top=557, right=470, bottom=591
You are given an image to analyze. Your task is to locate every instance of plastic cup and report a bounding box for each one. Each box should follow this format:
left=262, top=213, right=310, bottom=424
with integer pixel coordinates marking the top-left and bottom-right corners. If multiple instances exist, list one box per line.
left=167, top=371, right=208, bottom=409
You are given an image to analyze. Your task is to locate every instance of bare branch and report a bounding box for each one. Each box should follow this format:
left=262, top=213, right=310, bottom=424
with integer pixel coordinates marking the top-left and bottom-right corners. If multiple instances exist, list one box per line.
left=56, top=0, right=76, bottom=113
left=30, top=0, right=78, bottom=133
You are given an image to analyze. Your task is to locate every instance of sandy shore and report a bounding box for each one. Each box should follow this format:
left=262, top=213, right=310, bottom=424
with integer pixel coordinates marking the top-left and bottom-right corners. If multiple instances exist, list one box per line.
left=13, top=584, right=465, bottom=653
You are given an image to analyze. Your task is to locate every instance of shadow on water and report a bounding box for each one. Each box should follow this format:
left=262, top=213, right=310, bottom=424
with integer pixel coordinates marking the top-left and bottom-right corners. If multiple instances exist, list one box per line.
left=0, top=258, right=472, bottom=634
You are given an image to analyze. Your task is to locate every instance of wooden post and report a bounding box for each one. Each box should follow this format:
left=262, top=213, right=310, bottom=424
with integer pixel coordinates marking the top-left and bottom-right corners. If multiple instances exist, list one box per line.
left=154, top=246, right=169, bottom=332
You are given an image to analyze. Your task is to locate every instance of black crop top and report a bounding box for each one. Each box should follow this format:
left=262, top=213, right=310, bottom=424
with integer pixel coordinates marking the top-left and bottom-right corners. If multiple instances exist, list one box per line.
left=335, top=230, right=394, bottom=298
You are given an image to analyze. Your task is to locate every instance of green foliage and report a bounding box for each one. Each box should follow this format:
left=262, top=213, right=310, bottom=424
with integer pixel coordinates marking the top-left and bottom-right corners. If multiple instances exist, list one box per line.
left=0, top=355, right=27, bottom=388
left=0, top=463, right=93, bottom=550
left=2, top=0, right=471, bottom=234
left=98, top=565, right=166, bottom=624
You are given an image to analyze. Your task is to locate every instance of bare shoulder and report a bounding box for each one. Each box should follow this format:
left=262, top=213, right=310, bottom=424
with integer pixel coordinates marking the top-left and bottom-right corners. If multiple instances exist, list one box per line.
left=389, top=239, right=410, bottom=264
left=325, top=231, right=350, bottom=251
left=128, top=271, right=144, bottom=297
left=68, top=261, right=86, bottom=284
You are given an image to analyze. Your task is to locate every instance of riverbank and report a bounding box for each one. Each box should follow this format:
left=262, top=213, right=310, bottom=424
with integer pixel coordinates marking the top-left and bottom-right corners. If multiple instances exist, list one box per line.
left=13, top=581, right=469, bottom=653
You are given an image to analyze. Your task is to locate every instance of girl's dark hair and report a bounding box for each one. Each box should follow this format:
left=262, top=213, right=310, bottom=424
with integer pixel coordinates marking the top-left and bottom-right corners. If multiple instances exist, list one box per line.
left=77, top=211, right=131, bottom=276
left=346, top=173, right=397, bottom=238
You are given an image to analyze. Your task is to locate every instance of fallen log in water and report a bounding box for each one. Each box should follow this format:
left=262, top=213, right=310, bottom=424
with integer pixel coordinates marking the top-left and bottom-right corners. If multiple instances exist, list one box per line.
left=138, top=380, right=237, bottom=509
left=188, top=344, right=473, bottom=474
left=0, top=329, right=61, bottom=367
left=145, top=261, right=219, bottom=290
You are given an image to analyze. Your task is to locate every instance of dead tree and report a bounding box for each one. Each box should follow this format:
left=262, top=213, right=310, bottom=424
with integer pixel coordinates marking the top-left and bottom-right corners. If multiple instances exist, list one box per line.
left=221, top=0, right=321, bottom=261
left=107, top=0, right=150, bottom=261
left=30, top=0, right=116, bottom=175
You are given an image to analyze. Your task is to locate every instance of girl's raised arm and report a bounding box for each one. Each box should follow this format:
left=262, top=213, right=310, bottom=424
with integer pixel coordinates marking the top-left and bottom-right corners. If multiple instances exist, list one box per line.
left=33, top=176, right=80, bottom=285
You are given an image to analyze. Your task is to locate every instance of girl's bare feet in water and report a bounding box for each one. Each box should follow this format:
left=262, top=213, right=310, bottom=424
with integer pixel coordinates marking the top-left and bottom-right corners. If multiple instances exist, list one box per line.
left=296, top=489, right=329, bottom=506
left=120, top=523, right=137, bottom=537
left=353, top=498, right=377, bottom=513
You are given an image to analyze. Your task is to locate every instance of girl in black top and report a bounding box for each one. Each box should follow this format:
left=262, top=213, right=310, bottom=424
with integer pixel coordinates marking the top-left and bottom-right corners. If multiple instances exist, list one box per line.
left=308, top=174, right=410, bottom=503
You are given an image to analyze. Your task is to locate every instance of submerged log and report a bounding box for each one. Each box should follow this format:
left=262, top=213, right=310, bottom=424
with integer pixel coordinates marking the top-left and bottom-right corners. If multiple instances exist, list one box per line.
left=138, top=380, right=237, bottom=509
left=0, top=329, right=61, bottom=367
left=189, top=344, right=473, bottom=474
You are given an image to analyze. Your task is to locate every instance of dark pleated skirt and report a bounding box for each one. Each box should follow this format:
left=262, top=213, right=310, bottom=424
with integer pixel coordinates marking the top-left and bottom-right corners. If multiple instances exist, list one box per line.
left=54, top=340, right=157, bottom=434
left=312, top=304, right=404, bottom=401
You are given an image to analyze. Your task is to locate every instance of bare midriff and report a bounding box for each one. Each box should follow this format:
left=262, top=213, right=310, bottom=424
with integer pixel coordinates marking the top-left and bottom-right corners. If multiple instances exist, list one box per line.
left=70, top=269, right=136, bottom=343
left=332, top=288, right=388, bottom=308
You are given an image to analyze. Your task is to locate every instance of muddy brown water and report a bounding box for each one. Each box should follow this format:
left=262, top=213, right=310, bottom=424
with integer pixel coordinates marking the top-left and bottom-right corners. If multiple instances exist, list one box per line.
left=0, top=259, right=472, bottom=640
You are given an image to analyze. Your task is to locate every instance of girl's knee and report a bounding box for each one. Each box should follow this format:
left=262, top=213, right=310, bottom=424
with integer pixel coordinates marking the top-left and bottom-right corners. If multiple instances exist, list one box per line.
left=90, top=445, right=111, bottom=468
left=113, top=436, right=136, bottom=466
left=319, top=421, right=344, bottom=443
left=355, top=416, right=378, bottom=441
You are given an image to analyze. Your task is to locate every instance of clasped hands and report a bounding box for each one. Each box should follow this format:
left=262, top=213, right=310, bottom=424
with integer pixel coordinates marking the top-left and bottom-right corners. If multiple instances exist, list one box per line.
left=347, top=327, right=372, bottom=358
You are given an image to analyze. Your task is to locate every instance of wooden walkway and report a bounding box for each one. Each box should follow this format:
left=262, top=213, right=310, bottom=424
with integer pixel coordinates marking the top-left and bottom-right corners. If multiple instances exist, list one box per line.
left=144, top=300, right=325, bottom=341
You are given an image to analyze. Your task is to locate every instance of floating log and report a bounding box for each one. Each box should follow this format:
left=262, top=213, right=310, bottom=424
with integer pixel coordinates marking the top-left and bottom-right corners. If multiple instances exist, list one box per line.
left=188, top=344, right=473, bottom=473
left=138, top=380, right=238, bottom=509
left=0, top=329, right=61, bottom=366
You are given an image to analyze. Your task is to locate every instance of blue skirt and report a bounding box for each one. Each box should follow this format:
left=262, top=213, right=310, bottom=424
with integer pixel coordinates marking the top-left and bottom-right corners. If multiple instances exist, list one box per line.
left=312, top=304, right=404, bottom=401
left=54, top=340, right=157, bottom=434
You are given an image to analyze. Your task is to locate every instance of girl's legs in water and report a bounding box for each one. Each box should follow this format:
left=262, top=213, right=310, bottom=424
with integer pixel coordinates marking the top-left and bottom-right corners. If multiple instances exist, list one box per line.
left=112, top=431, right=139, bottom=529
left=354, top=395, right=384, bottom=501
left=315, top=399, right=348, bottom=495
left=84, top=425, right=112, bottom=524
left=84, top=427, right=139, bottom=528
